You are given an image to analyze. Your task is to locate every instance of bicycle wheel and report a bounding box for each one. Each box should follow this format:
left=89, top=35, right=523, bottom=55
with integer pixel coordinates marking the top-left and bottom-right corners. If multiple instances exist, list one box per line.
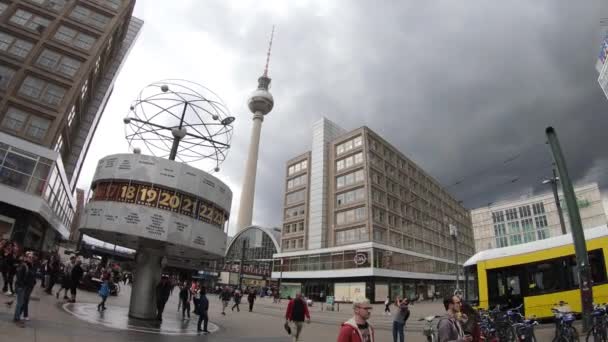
left=586, top=325, right=608, bottom=342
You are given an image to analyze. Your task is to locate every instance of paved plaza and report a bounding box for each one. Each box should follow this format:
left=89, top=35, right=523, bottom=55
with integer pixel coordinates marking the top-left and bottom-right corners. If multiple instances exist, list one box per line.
left=1, top=284, right=564, bottom=341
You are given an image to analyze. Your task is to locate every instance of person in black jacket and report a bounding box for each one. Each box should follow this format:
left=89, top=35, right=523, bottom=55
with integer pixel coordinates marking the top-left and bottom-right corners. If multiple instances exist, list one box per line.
left=179, top=281, right=191, bottom=319
left=44, top=254, right=60, bottom=295
left=2, top=243, right=16, bottom=295
left=197, top=286, right=210, bottom=333
left=247, top=288, right=257, bottom=312
left=69, top=259, right=84, bottom=303
left=156, top=275, right=172, bottom=321
left=13, top=251, right=36, bottom=325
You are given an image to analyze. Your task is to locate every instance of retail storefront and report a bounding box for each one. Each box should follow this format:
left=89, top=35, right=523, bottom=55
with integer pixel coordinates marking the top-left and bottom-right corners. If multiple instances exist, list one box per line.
left=272, top=243, right=459, bottom=303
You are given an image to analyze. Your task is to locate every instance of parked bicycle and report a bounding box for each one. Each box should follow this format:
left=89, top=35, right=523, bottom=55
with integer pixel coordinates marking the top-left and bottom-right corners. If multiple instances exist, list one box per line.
left=419, top=315, right=440, bottom=342
left=586, top=302, right=607, bottom=342
left=552, top=301, right=579, bottom=342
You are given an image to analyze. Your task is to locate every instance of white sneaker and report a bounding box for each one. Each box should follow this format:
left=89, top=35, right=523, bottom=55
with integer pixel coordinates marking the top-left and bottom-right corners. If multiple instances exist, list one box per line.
left=7, top=291, right=13, bottom=296
left=24, top=317, right=30, bottom=321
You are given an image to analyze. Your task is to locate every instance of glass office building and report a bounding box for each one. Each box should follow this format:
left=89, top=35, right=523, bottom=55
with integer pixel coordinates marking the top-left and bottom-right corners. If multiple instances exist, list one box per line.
left=0, top=0, right=142, bottom=251
left=273, top=118, right=475, bottom=303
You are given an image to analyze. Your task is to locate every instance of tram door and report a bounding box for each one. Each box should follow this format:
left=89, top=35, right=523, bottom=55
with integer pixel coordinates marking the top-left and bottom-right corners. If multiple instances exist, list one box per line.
left=487, top=267, right=524, bottom=311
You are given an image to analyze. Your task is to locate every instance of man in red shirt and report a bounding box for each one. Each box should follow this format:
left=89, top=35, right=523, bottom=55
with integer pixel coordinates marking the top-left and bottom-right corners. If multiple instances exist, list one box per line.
left=285, top=293, right=310, bottom=342
left=337, top=297, right=375, bottom=342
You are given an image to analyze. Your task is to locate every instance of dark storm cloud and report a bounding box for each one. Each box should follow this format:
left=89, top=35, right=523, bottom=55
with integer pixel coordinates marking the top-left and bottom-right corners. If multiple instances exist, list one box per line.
left=177, top=0, right=608, bottom=231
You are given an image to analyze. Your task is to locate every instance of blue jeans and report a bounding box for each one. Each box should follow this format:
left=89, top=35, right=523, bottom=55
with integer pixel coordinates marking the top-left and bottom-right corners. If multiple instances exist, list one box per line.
left=13, top=287, right=32, bottom=321
left=392, top=320, right=405, bottom=342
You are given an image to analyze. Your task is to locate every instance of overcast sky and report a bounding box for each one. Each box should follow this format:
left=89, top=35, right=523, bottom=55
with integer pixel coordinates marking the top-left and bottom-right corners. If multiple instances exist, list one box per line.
left=78, top=0, right=608, bottom=236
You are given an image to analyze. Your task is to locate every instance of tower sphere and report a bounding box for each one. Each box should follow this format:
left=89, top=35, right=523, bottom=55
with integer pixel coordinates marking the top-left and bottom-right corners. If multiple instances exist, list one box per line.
left=248, top=89, right=274, bottom=115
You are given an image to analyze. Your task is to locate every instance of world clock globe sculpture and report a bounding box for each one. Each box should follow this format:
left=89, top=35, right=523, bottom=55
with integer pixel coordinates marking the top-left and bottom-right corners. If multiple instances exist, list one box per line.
left=78, top=80, right=235, bottom=320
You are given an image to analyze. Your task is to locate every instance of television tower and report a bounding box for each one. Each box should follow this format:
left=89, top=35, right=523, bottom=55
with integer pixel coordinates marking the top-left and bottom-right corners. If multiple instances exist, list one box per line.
left=235, top=27, right=275, bottom=231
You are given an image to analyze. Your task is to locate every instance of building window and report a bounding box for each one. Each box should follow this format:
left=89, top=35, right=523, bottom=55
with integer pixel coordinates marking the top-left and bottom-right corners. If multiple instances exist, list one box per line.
left=66, top=106, right=76, bottom=127
left=286, top=189, right=306, bottom=205
left=335, top=206, right=366, bottom=225
left=336, top=152, right=363, bottom=171
left=494, top=223, right=508, bottom=248
left=25, top=116, right=50, bottom=141
left=18, top=76, right=66, bottom=106
left=284, top=205, right=305, bottom=219
left=336, top=169, right=364, bottom=189
left=69, top=5, right=110, bottom=29
left=522, top=218, right=535, bottom=242
left=9, top=9, right=51, bottom=33
left=54, top=26, right=97, bottom=50
left=335, top=226, right=369, bottom=245
left=90, top=0, right=121, bottom=10
left=519, top=205, right=531, bottom=218
left=532, top=202, right=545, bottom=215
left=492, top=211, right=505, bottom=223
left=505, top=208, right=518, bottom=221
left=1, top=107, right=28, bottom=132
left=0, top=65, right=16, bottom=90
left=36, top=49, right=82, bottom=77
left=54, top=134, right=63, bottom=152
left=336, top=187, right=365, bottom=207
left=336, top=135, right=362, bottom=155
left=288, top=159, right=307, bottom=176
left=26, top=0, right=67, bottom=11
left=287, top=174, right=307, bottom=190
left=0, top=32, right=34, bottom=59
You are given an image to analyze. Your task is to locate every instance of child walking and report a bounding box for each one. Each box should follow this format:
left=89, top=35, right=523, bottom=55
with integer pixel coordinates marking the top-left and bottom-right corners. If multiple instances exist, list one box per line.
left=98, top=279, right=109, bottom=311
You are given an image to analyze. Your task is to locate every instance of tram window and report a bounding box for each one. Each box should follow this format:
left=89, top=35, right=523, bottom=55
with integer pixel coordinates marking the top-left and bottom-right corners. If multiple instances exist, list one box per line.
left=506, top=276, right=521, bottom=295
left=589, top=249, right=607, bottom=284
left=527, top=261, right=561, bottom=295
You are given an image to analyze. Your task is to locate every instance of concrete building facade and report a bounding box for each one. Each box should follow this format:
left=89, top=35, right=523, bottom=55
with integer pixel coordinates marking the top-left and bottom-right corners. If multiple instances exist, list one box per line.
left=0, top=0, right=142, bottom=251
left=273, top=118, right=475, bottom=303
left=471, top=183, right=606, bottom=252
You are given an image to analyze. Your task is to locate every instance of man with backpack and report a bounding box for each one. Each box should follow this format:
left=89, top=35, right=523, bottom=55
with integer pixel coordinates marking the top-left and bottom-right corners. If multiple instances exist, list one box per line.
left=392, top=298, right=410, bottom=342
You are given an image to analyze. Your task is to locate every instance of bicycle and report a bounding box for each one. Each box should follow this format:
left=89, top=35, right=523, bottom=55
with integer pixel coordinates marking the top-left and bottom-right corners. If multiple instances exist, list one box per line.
left=552, top=301, right=579, bottom=342
left=419, top=315, right=441, bottom=342
left=586, top=303, right=607, bottom=342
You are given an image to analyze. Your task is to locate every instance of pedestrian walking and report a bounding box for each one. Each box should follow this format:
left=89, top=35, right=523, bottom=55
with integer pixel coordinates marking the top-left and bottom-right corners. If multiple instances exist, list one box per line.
left=155, top=275, right=171, bottom=321
left=197, top=287, right=210, bottom=334
left=285, top=293, right=310, bottom=342
left=69, top=259, right=83, bottom=303
left=57, top=256, right=75, bottom=300
left=220, top=286, right=231, bottom=315
left=231, top=289, right=242, bottom=312
left=13, top=252, right=36, bottom=326
left=45, top=254, right=60, bottom=295
left=392, top=299, right=410, bottom=342
left=247, top=288, right=256, bottom=312
left=1, top=243, right=16, bottom=295
left=98, top=278, right=110, bottom=311
left=179, top=281, right=191, bottom=319
left=337, top=297, right=375, bottom=342
left=384, top=296, right=391, bottom=315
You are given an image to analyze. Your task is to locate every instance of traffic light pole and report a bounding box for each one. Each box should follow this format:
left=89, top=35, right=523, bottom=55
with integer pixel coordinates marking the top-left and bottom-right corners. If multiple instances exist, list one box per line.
left=546, top=127, right=593, bottom=332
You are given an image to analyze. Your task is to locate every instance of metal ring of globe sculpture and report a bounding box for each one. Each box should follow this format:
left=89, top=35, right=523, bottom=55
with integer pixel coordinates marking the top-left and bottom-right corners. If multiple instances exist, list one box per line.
left=78, top=80, right=234, bottom=320
left=123, top=79, right=235, bottom=172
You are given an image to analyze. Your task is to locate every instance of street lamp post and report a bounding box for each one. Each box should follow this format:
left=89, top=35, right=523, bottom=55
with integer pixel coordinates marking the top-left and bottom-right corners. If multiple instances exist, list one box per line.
left=449, top=224, right=459, bottom=292
left=237, top=238, right=247, bottom=291
left=278, top=258, right=284, bottom=301
left=542, top=169, right=567, bottom=235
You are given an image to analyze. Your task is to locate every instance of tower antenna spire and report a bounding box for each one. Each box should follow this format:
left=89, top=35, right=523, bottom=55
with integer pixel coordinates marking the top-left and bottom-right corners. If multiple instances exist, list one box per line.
left=263, top=25, right=275, bottom=77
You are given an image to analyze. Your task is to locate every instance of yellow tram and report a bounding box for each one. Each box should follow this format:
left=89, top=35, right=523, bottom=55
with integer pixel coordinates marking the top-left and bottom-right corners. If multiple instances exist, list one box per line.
left=463, top=225, right=608, bottom=318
